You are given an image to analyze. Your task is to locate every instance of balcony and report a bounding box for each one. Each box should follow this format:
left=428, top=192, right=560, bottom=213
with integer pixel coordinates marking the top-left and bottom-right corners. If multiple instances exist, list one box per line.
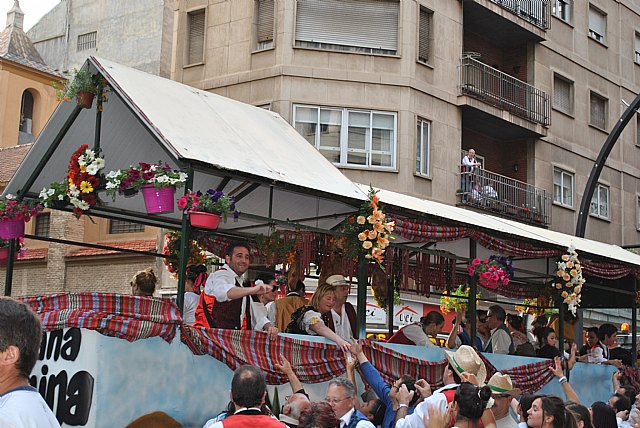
left=459, top=56, right=550, bottom=127
left=487, top=0, right=551, bottom=30
left=456, top=167, right=551, bottom=226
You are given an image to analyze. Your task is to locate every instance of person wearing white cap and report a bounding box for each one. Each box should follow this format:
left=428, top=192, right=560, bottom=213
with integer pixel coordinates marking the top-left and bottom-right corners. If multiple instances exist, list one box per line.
left=325, top=275, right=357, bottom=341
left=487, top=372, right=521, bottom=428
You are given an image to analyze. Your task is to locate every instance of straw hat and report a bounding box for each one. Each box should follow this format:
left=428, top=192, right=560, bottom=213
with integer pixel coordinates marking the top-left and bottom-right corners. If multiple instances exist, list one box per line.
left=444, top=345, right=487, bottom=384
left=487, top=372, right=521, bottom=396
left=325, top=274, right=349, bottom=286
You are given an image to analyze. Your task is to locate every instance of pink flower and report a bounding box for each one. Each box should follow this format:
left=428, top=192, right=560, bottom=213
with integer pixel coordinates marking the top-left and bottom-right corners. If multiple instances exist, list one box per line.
left=503, top=277, right=510, bottom=285
left=15, top=212, right=23, bottom=221
left=480, top=272, right=491, bottom=279
left=177, top=196, right=188, bottom=210
left=472, top=258, right=481, bottom=266
left=467, top=265, right=476, bottom=276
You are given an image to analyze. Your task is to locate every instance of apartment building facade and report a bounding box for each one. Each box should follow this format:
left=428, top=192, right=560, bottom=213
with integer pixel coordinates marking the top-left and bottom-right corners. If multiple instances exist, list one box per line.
left=170, top=0, right=640, bottom=247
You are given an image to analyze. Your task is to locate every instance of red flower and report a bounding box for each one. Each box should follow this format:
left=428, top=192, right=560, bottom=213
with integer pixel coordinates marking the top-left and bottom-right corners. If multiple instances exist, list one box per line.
left=177, top=196, right=188, bottom=210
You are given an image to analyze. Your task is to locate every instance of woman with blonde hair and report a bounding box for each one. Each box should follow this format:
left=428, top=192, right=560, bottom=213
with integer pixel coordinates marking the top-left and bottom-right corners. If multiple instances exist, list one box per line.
left=285, top=283, right=350, bottom=352
left=130, top=268, right=157, bottom=297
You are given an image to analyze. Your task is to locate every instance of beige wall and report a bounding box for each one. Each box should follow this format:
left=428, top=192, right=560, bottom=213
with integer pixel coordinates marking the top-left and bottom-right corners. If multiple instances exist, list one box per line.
left=171, top=0, right=640, bottom=245
left=0, top=60, right=58, bottom=148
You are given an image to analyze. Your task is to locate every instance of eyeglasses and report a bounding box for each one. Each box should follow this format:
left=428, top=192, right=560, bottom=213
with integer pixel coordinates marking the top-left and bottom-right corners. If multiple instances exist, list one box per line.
left=325, top=397, right=351, bottom=405
left=478, top=318, right=487, bottom=323
left=486, top=313, right=494, bottom=319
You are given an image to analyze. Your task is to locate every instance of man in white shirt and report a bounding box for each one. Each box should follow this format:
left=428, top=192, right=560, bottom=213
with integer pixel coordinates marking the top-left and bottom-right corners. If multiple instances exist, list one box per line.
left=487, top=373, right=520, bottom=428
left=0, top=297, right=60, bottom=428
left=199, top=241, right=278, bottom=338
left=326, top=275, right=356, bottom=341
left=325, top=378, right=375, bottom=428
left=461, top=149, right=481, bottom=201
left=485, top=305, right=515, bottom=354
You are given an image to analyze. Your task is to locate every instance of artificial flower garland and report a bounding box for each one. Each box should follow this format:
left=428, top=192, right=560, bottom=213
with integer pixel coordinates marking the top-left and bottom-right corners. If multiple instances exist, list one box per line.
left=356, top=187, right=394, bottom=265
left=553, top=245, right=584, bottom=315
left=439, top=285, right=481, bottom=314
left=67, top=144, right=105, bottom=218
left=467, top=255, right=513, bottom=290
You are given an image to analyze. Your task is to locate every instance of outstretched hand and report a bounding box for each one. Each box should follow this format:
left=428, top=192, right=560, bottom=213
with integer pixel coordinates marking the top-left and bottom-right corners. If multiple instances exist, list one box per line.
left=274, top=354, right=293, bottom=375
left=549, top=356, right=563, bottom=378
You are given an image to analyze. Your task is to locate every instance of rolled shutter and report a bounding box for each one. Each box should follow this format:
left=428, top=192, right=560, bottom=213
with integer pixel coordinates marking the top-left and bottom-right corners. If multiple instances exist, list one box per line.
left=257, top=0, right=274, bottom=43
left=419, top=8, right=431, bottom=62
left=188, top=9, right=205, bottom=64
left=553, top=76, right=571, bottom=113
left=295, top=0, right=399, bottom=52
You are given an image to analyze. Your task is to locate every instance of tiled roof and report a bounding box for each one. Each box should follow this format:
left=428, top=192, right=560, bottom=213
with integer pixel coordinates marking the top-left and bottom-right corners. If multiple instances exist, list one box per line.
left=67, top=240, right=158, bottom=258
left=0, top=144, right=32, bottom=184
left=19, top=247, right=47, bottom=260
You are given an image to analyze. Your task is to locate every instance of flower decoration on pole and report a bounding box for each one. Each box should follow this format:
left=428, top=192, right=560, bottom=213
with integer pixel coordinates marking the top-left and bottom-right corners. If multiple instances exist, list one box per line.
left=38, top=181, right=68, bottom=209
left=162, top=231, right=207, bottom=278
left=553, top=245, right=584, bottom=315
left=356, top=187, right=394, bottom=266
left=67, top=144, right=105, bottom=218
left=439, top=285, right=481, bottom=314
left=0, top=195, right=43, bottom=239
left=105, top=162, right=187, bottom=200
left=467, top=255, right=513, bottom=290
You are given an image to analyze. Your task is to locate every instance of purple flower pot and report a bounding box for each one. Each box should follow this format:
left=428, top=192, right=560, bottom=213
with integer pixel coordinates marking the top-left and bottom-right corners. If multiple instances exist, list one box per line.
left=141, top=184, right=175, bottom=214
left=0, top=217, right=25, bottom=239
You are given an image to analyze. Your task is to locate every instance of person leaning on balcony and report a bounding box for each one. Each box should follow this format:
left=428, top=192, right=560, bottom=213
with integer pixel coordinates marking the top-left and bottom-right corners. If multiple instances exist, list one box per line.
left=387, top=311, right=445, bottom=347
left=461, top=149, right=481, bottom=200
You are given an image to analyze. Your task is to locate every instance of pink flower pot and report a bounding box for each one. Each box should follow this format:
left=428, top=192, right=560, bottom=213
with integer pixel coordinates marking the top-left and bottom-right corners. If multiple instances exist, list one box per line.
left=0, top=217, right=25, bottom=239
left=0, top=247, right=7, bottom=263
left=190, top=212, right=221, bottom=230
left=141, top=184, right=175, bottom=214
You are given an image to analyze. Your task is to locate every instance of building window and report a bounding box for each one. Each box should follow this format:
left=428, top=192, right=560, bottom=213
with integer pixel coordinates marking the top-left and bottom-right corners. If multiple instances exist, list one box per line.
left=590, top=183, right=609, bottom=219
left=590, top=91, right=607, bottom=130
left=295, top=0, right=399, bottom=55
left=34, top=213, right=50, bottom=237
left=637, top=114, right=640, bottom=147
left=635, top=32, right=640, bottom=64
left=186, top=9, right=206, bottom=65
left=77, top=31, right=97, bottom=51
left=255, top=0, right=274, bottom=50
left=553, top=74, right=573, bottom=115
left=416, top=119, right=430, bottom=176
left=109, top=219, right=145, bottom=234
left=293, top=105, right=396, bottom=169
left=18, top=90, right=34, bottom=144
left=553, top=167, right=574, bottom=208
left=552, top=0, right=571, bottom=22
left=588, top=5, right=606, bottom=43
left=418, top=7, right=432, bottom=64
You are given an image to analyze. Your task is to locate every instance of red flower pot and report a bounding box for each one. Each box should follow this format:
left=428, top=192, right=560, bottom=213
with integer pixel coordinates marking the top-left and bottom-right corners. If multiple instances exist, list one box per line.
left=0, top=247, right=8, bottom=263
left=76, top=91, right=95, bottom=109
left=141, top=184, right=175, bottom=214
left=0, top=217, right=25, bottom=239
left=190, top=212, right=221, bottom=230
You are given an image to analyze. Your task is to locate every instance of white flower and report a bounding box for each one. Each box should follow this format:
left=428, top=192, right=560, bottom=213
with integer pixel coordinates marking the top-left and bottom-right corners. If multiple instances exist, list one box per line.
left=150, top=165, right=157, bottom=172
left=39, top=188, right=48, bottom=199
left=78, top=155, right=87, bottom=166
left=57, top=194, right=64, bottom=200
left=5, top=194, right=14, bottom=200
left=105, top=181, right=117, bottom=189
left=86, top=164, right=99, bottom=175
left=106, top=170, right=119, bottom=179
left=93, top=158, right=105, bottom=169
left=85, top=149, right=95, bottom=160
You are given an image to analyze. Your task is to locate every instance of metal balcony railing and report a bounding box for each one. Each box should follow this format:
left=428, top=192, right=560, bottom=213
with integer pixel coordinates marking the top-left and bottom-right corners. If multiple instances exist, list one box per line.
left=457, top=166, right=551, bottom=225
left=487, top=0, right=551, bottom=30
left=459, top=56, right=550, bottom=126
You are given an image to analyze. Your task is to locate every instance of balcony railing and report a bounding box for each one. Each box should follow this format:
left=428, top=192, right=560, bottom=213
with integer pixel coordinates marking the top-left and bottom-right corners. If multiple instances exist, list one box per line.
left=457, top=167, right=551, bottom=225
left=459, top=56, right=550, bottom=126
left=488, top=0, right=551, bottom=30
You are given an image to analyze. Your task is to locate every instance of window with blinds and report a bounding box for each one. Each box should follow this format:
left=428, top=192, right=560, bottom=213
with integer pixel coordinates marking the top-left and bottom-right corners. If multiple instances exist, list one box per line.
left=635, top=32, right=640, bottom=64
left=35, top=213, right=50, bottom=237
left=295, top=0, right=399, bottom=55
left=77, top=31, right=97, bottom=51
left=588, top=5, right=606, bottom=43
left=418, top=7, right=432, bottom=64
left=553, top=74, right=573, bottom=115
left=256, top=0, right=274, bottom=50
left=186, top=9, right=206, bottom=65
left=590, top=92, right=607, bottom=129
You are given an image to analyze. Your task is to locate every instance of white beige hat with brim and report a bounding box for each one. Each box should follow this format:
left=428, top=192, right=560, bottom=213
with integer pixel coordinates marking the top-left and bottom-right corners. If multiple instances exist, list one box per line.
left=444, top=345, right=487, bottom=385
left=487, top=372, right=521, bottom=396
left=325, top=274, right=349, bottom=286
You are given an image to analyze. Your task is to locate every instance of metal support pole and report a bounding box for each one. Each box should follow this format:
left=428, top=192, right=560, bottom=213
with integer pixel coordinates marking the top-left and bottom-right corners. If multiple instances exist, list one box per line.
left=93, top=83, right=103, bottom=152
left=3, top=239, right=17, bottom=296
left=633, top=277, right=638, bottom=365
left=469, top=239, right=478, bottom=348
left=356, top=254, right=368, bottom=340
left=176, top=166, right=195, bottom=314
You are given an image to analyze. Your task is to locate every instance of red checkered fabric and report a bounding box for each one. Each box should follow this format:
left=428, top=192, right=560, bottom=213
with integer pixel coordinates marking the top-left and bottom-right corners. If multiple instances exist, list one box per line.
left=620, top=366, right=640, bottom=392
left=20, top=293, right=181, bottom=343
left=180, top=325, right=347, bottom=384
left=479, top=353, right=554, bottom=394
left=581, top=260, right=639, bottom=280
left=471, top=231, right=562, bottom=258
left=390, top=215, right=471, bottom=242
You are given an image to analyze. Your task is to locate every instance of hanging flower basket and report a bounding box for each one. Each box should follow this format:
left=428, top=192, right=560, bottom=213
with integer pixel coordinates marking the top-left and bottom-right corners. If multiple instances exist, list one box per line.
left=0, top=217, right=25, bottom=240
left=190, top=212, right=221, bottom=230
left=76, top=91, right=95, bottom=109
left=141, top=184, right=175, bottom=214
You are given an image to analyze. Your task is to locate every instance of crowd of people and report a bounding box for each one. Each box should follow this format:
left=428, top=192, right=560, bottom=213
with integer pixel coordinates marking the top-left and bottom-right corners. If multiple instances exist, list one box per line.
left=2, top=239, right=638, bottom=427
